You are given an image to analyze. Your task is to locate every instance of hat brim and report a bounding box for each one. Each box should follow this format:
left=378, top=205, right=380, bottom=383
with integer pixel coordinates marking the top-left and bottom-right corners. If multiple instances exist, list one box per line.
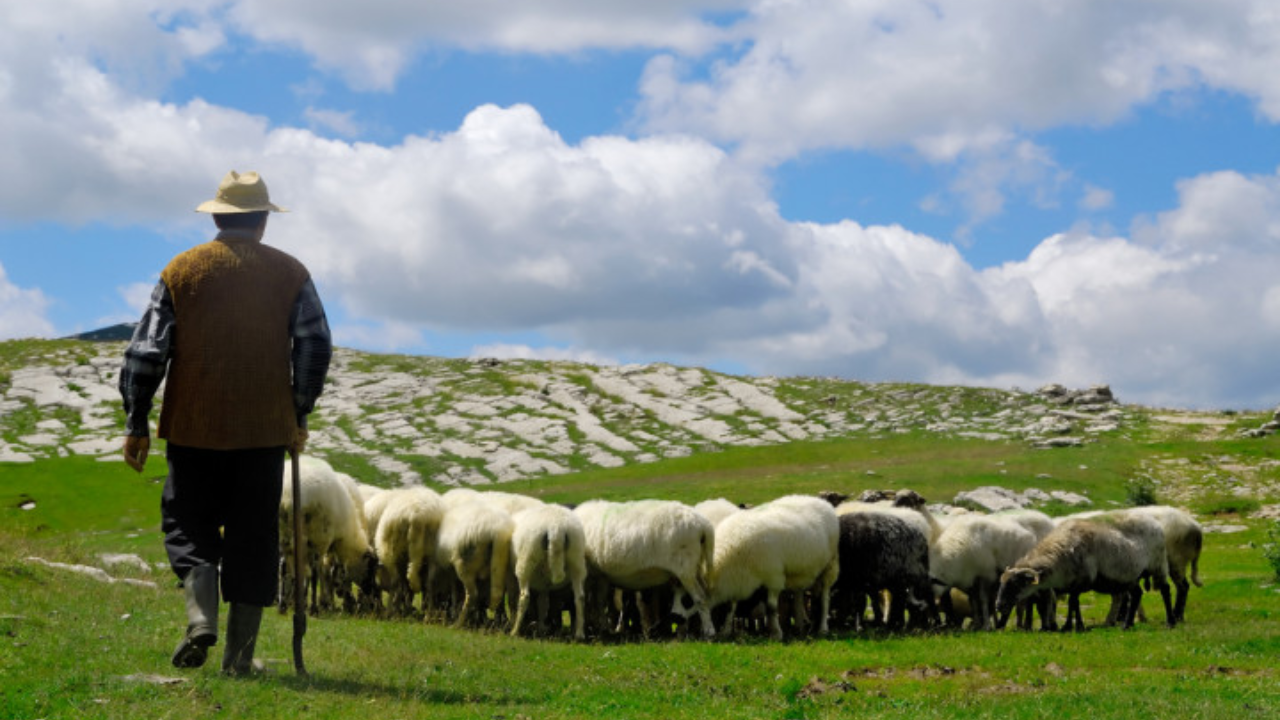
left=194, top=200, right=288, bottom=213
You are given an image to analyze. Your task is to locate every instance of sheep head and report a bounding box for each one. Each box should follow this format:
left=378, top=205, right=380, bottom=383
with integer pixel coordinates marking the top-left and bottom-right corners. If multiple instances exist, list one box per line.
left=995, top=567, right=1041, bottom=614
left=892, top=489, right=927, bottom=509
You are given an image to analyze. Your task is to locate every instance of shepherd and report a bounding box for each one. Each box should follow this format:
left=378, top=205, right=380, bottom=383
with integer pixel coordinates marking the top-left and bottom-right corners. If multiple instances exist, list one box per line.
left=119, top=170, right=332, bottom=675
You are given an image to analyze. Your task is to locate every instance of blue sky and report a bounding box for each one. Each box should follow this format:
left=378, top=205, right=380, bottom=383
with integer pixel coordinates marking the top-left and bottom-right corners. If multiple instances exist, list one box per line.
left=4, top=1, right=1280, bottom=410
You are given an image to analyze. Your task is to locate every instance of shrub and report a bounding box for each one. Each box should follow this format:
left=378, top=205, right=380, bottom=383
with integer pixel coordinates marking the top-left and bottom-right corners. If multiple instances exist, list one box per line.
left=1124, top=476, right=1159, bottom=507
left=1264, top=521, right=1280, bottom=582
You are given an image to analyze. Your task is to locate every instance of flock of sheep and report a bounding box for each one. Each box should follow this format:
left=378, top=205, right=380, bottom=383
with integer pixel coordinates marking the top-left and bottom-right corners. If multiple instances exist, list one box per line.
left=279, top=456, right=1204, bottom=640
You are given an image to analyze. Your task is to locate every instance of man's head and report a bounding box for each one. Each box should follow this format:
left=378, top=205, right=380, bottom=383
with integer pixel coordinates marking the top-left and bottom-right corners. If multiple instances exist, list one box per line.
left=213, top=211, right=269, bottom=233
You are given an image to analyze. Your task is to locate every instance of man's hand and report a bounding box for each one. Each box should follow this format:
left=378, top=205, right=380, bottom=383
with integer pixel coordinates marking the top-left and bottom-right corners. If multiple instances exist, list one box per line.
left=123, top=435, right=150, bottom=473
left=289, top=427, right=309, bottom=458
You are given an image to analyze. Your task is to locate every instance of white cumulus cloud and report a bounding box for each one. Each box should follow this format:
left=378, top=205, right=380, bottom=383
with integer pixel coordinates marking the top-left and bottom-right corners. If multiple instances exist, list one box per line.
left=0, top=263, right=55, bottom=340
left=6, top=1, right=1280, bottom=410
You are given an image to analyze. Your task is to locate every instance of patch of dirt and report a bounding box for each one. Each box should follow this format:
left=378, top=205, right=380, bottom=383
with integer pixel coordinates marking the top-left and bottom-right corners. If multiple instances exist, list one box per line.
left=843, top=665, right=962, bottom=681
left=978, top=681, right=1038, bottom=696
left=795, top=676, right=856, bottom=700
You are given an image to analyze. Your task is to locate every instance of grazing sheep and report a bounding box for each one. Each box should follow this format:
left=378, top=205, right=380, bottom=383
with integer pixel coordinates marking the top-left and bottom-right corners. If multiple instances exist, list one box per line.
left=985, top=509, right=1057, bottom=630
left=996, top=517, right=1156, bottom=631
left=431, top=499, right=515, bottom=628
left=374, top=486, right=446, bottom=616
left=929, top=514, right=1038, bottom=630
left=1121, top=506, right=1203, bottom=622
left=1064, top=509, right=1181, bottom=627
left=833, top=511, right=935, bottom=631
left=574, top=499, right=716, bottom=638
left=692, top=495, right=839, bottom=641
left=278, top=456, right=378, bottom=615
left=509, top=504, right=587, bottom=640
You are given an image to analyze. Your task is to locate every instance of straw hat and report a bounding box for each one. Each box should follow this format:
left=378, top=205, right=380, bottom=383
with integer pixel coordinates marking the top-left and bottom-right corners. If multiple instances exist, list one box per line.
left=195, top=170, right=288, bottom=213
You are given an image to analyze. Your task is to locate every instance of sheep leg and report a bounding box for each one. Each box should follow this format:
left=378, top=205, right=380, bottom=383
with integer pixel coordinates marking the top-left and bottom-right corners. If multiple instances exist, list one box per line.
left=851, top=589, right=867, bottom=632
left=935, top=587, right=960, bottom=628
left=1064, top=592, right=1085, bottom=632
left=1103, top=594, right=1123, bottom=627
left=486, top=576, right=507, bottom=630
left=886, top=588, right=907, bottom=631
left=307, top=554, right=322, bottom=615
left=909, top=580, right=939, bottom=630
left=1036, top=591, right=1058, bottom=632
left=790, top=590, right=810, bottom=636
left=968, top=582, right=989, bottom=631
left=815, top=560, right=837, bottom=636
left=570, top=578, right=586, bottom=641
left=277, top=557, right=290, bottom=615
left=1156, top=578, right=1176, bottom=628
left=766, top=589, right=784, bottom=641
left=1121, top=585, right=1141, bottom=629
left=535, top=590, right=550, bottom=636
left=422, top=562, right=439, bottom=621
left=612, top=590, right=628, bottom=635
left=454, top=570, right=478, bottom=629
left=1172, top=574, right=1190, bottom=623
left=674, top=572, right=716, bottom=639
left=636, top=589, right=658, bottom=638
left=721, top=602, right=739, bottom=638
left=510, top=586, right=532, bottom=637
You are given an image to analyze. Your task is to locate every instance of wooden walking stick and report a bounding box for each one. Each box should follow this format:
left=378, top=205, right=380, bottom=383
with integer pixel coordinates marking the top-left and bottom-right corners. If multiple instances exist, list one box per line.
left=290, top=449, right=308, bottom=676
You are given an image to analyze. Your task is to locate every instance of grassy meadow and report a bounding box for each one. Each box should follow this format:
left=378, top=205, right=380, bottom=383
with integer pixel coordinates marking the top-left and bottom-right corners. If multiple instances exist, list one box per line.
left=4, top=427, right=1280, bottom=719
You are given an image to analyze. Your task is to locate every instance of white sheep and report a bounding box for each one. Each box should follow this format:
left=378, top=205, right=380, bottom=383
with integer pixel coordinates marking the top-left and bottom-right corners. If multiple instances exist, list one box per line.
left=991, top=508, right=1055, bottom=542
left=693, top=498, right=743, bottom=527
left=691, top=495, right=839, bottom=641
left=278, top=456, right=377, bottom=615
left=481, top=490, right=546, bottom=517
left=1120, top=505, right=1203, bottom=622
left=355, top=482, right=386, bottom=507
left=509, top=504, right=588, bottom=640
left=431, top=498, right=515, bottom=628
left=996, top=517, right=1155, bottom=631
left=374, top=486, right=446, bottom=616
left=574, top=499, right=716, bottom=638
left=929, top=514, right=1038, bottom=630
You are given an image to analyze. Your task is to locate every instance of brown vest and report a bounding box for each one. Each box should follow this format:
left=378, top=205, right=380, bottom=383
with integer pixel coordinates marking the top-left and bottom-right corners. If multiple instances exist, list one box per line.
left=158, top=236, right=310, bottom=449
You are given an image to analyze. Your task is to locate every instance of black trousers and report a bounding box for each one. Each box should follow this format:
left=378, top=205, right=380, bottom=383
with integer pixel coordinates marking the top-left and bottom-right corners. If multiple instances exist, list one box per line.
left=161, top=443, right=285, bottom=606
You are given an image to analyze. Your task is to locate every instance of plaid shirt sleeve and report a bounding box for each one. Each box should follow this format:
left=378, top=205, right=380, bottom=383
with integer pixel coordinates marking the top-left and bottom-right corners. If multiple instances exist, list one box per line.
left=119, top=281, right=174, bottom=437
left=290, top=278, right=333, bottom=428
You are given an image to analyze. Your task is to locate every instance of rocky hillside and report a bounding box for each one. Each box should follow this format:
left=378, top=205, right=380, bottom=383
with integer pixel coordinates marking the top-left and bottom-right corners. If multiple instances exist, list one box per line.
left=2, top=338, right=1276, bottom=506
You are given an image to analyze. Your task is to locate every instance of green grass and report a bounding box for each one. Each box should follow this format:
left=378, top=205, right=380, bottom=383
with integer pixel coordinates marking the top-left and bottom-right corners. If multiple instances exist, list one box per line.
left=4, top=431, right=1280, bottom=719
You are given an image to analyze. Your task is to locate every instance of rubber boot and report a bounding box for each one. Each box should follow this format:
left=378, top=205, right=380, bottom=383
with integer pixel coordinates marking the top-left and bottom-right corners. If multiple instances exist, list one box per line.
left=171, top=564, right=219, bottom=668
left=221, top=603, right=264, bottom=676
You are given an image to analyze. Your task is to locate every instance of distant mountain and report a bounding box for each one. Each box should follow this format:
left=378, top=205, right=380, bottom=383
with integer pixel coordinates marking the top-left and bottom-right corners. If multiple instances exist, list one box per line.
left=67, top=324, right=137, bottom=342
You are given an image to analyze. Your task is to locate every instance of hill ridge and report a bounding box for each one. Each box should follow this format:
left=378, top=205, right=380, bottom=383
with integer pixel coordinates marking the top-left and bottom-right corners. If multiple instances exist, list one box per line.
left=0, top=339, right=1224, bottom=489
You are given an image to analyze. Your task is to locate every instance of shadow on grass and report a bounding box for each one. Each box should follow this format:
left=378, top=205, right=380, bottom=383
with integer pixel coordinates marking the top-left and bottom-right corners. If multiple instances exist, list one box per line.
left=264, top=671, right=535, bottom=707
